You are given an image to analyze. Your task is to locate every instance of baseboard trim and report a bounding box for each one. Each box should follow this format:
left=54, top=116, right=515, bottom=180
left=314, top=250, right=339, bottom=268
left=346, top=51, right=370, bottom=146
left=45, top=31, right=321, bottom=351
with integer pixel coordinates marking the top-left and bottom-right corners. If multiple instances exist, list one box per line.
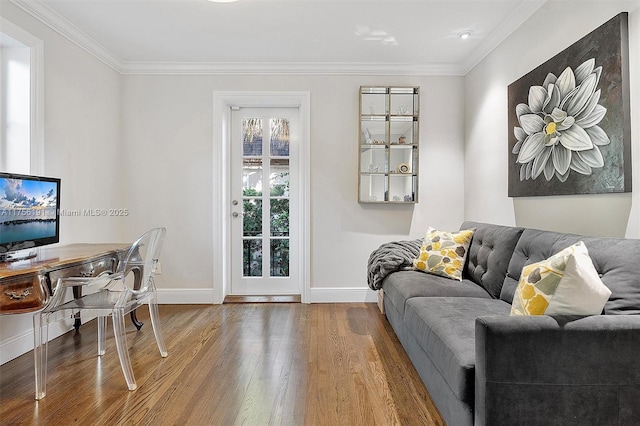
left=0, top=319, right=74, bottom=365
left=156, top=288, right=216, bottom=304
left=308, top=287, right=378, bottom=303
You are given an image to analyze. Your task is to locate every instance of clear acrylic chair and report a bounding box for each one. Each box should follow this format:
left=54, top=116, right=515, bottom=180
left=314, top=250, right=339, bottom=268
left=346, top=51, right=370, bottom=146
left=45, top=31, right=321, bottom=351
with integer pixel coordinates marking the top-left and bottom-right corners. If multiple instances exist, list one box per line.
left=33, top=228, right=167, bottom=400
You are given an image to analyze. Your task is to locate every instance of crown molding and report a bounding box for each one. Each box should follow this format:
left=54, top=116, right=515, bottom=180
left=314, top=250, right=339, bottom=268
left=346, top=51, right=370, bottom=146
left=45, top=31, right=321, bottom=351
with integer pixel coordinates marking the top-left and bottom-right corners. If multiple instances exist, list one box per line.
left=460, top=0, right=547, bottom=74
left=10, top=0, right=124, bottom=72
left=118, top=61, right=466, bottom=76
left=10, top=0, right=545, bottom=77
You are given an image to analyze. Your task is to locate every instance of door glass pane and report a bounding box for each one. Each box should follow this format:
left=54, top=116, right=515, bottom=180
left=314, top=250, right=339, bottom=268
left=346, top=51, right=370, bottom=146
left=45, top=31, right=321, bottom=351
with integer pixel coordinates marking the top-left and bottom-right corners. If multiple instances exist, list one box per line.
left=270, top=118, right=289, bottom=156
left=270, top=199, right=289, bottom=236
left=270, top=158, right=289, bottom=196
left=243, top=158, right=263, bottom=195
left=243, top=199, right=262, bottom=237
left=243, top=118, right=262, bottom=156
left=270, top=239, right=289, bottom=277
left=243, top=239, right=262, bottom=277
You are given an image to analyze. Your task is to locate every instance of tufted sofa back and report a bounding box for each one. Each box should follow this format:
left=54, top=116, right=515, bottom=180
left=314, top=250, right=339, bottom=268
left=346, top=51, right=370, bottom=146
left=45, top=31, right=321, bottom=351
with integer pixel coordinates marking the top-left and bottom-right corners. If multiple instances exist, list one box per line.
left=502, top=228, right=640, bottom=315
left=459, top=221, right=524, bottom=299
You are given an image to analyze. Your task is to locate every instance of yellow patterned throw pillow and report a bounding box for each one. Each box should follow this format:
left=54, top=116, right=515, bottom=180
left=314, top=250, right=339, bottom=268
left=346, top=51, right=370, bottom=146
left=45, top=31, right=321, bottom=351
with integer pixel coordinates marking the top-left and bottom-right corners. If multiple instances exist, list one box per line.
left=510, top=243, right=577, bottom=315
left=510, top=241, right=611, bottom=316
left=413, top=227, right=475, bottom=281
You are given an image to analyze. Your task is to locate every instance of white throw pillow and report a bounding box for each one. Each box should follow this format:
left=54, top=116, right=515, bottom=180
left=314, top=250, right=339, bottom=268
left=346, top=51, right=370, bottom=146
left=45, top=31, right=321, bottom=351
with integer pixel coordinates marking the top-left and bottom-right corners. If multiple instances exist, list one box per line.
left=544, top=246, right=611, bottom=315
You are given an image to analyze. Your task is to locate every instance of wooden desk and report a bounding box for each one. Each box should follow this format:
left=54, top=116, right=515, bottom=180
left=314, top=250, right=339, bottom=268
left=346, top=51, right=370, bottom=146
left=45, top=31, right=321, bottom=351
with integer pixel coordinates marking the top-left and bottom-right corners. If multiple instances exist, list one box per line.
left=0, top=244, right=131, bottom=315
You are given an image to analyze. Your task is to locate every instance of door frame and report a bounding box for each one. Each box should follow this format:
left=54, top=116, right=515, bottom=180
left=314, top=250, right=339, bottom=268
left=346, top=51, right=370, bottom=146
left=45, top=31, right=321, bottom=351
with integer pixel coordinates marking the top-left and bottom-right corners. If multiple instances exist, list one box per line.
left=212, top=91, right=311, bottom=304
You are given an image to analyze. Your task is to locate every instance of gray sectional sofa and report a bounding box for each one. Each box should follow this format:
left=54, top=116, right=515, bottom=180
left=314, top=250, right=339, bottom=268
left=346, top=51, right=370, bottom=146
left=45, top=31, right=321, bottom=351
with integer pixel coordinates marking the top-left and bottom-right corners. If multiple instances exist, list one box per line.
left=375, top=221, right=640, bottom=426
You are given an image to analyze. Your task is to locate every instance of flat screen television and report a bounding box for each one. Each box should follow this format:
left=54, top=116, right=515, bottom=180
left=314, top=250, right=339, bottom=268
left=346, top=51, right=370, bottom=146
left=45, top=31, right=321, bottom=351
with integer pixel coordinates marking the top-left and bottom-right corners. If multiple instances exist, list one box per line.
left=0, top=172, right=61, bottom=262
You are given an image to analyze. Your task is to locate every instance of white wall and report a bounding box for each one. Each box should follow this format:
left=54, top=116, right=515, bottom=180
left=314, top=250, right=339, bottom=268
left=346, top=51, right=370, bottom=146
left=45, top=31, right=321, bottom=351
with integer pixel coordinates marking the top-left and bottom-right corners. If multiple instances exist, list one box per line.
left=120, top=75, right=466, bottom=301
left=0, top=1, right=466, bottom=363
left=1, top=2, right=124, bottom=242
left=464, top=1, right=640, bottom=238
left=0, top=1, right=123, bottom=363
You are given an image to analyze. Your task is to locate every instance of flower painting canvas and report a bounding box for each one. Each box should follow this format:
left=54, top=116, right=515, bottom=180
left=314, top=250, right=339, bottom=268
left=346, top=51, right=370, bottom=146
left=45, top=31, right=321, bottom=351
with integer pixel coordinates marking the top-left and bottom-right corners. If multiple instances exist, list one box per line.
left=508, top=13, right=631, bottom=197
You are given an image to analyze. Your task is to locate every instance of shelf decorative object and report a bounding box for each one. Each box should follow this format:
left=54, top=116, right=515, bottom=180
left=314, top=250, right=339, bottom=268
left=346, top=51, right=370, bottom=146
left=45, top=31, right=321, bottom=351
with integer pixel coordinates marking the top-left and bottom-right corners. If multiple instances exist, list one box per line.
left=397, top=163, right=410, bottom=174
left=358, top=86, right=419, bottom=203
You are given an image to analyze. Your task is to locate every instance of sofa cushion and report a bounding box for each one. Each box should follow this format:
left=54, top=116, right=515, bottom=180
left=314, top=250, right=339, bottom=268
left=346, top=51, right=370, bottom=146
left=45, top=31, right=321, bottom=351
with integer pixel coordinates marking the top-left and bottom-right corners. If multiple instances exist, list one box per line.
left=382, top=271, right=492, bottom=318
left=502, top=228, right=640, bottom=314
left=460, top=221, right=524, bottom=299
left=413, top=227, right=475, bottom=281
left=404, top=297, right=512, bottom=404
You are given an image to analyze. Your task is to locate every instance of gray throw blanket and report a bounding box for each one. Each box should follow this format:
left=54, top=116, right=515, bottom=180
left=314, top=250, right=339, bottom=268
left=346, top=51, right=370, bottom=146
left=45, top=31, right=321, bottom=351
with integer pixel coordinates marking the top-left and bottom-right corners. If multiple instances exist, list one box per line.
left=367, top=239, right=423, bottom=290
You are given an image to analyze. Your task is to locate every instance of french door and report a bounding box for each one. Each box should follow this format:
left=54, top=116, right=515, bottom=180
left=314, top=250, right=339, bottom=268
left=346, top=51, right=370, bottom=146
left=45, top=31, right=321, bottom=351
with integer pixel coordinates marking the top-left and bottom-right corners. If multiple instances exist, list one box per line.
left=230, top=107, right=299, bottom=295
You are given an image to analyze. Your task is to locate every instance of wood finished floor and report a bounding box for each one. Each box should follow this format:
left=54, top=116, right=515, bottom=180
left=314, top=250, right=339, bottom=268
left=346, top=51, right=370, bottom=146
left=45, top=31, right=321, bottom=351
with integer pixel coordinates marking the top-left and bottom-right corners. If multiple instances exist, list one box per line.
left=0, top=304, right=444, bottom=425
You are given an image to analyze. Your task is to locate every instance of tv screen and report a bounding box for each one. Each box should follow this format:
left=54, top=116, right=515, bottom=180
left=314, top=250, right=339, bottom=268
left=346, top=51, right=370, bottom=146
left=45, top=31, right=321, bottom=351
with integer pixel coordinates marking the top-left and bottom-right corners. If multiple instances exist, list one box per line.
left=0, top=172, right=60, bottom=258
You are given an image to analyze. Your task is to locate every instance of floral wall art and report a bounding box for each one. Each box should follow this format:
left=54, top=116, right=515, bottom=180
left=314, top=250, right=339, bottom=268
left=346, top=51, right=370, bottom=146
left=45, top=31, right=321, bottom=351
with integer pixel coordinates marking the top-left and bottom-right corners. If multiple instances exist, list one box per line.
left=508, top=12, right=631, bottom=197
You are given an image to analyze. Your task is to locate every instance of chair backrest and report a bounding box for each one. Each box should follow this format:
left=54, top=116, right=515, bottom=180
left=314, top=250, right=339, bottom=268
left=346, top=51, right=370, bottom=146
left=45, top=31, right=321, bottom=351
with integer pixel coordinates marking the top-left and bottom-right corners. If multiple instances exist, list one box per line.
left=116, top=228, right=166, bottom=292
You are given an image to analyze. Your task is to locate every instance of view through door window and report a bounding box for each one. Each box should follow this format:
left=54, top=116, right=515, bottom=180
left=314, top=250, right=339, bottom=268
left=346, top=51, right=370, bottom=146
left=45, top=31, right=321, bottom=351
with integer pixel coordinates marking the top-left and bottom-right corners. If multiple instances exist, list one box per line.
left=241, top=117, right=290, bottom=278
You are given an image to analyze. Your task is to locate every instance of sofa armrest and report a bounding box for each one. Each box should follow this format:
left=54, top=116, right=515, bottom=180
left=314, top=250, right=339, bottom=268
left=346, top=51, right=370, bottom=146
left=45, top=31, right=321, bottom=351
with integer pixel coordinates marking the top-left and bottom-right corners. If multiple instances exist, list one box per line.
left=475, top=315, right=640, bottom=426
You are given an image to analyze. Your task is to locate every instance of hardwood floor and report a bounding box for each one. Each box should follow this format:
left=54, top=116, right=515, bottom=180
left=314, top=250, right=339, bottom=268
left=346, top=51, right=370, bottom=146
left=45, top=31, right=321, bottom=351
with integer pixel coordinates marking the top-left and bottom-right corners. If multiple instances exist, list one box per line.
left=0, top=304, right=444, bottom=425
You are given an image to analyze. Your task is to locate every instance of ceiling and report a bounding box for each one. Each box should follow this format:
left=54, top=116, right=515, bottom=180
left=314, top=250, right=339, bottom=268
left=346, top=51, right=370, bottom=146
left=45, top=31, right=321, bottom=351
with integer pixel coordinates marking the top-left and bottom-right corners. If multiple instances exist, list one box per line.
left=8, top=0, right=549, bottom=75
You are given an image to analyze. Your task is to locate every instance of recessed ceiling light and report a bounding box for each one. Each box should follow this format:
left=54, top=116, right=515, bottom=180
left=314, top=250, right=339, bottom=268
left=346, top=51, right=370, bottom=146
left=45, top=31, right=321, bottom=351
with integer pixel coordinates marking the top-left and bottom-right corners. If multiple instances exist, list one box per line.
left=458, top=31, right=472, bottom=40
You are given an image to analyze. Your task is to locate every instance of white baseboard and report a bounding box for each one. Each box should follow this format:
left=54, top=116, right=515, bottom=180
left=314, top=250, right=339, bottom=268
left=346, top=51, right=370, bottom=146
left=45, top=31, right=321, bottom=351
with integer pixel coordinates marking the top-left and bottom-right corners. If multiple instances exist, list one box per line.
left=307, top=287, right=378, bottom=303
left=156, top=288, right=216, bottom=304
left=0, top=318, right=74, bottom=365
